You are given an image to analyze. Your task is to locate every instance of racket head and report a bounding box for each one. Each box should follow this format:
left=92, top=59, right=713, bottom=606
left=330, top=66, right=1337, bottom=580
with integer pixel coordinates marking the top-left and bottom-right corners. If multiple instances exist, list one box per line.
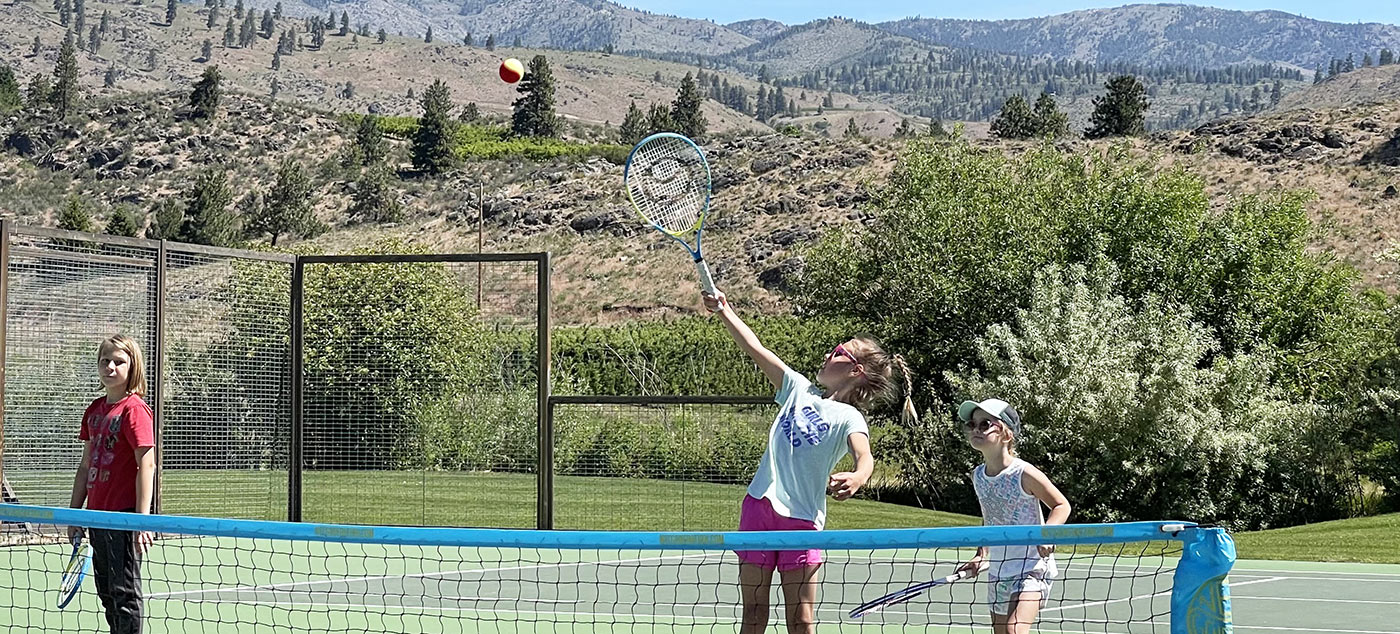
left=623, top=132, right=711, bottom=238
left=57, top=537, right=91, bottom=609
left=847, top=566, right=982, bottom=619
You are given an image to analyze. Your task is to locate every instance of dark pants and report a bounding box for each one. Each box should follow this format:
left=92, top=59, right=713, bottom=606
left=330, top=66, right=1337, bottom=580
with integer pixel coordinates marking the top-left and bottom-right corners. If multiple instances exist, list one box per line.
left=90, top=525, right=142, bottom=634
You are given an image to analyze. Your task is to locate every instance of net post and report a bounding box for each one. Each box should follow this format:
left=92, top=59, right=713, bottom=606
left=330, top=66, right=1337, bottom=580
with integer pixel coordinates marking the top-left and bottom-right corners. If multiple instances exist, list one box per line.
left=0, top=220, right=9, bottom=502
left=152, top=239, right=167, bottom=514
left=288, top=257, right=305, bottom=522
left=1170, top=526, right=1236, bottom=634
left=536, top=252, right=553, bottom=530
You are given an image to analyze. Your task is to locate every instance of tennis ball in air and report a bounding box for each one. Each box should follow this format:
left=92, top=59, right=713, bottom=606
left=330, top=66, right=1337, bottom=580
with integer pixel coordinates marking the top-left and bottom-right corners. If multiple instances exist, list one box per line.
left=499, top=58, right=524, bottom=84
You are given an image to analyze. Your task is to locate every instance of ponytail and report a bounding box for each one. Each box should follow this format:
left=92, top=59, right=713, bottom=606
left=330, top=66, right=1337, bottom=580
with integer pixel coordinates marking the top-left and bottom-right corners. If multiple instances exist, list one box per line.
left=890, top=354, right=918, bottom=425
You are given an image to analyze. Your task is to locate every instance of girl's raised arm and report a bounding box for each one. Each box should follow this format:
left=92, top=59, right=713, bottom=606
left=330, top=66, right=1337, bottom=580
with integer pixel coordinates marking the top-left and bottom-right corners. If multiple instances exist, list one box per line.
left=703, top=291, right=786, bottom=390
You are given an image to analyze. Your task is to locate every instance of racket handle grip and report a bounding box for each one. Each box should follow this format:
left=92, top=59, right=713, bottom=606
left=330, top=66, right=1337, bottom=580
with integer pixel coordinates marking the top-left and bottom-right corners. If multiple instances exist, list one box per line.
left=695, top=258, right=717, bottom=297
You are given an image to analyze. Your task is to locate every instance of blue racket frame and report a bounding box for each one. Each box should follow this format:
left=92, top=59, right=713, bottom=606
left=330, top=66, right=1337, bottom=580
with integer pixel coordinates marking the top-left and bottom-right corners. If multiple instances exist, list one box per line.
left=623, top=132, right=716, bottom=295
left=57, top=536, right=90, bottom=609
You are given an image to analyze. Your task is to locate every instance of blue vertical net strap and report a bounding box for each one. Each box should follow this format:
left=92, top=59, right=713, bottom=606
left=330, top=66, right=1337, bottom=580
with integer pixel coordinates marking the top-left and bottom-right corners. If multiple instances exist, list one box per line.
left=0, top=504, right=1232, bottom=633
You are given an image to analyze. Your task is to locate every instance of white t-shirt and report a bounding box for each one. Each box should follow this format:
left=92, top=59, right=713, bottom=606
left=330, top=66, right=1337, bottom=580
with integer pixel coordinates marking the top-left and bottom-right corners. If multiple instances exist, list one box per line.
left=746, top=367, right=870, bottom=529
left=972, top=458, right=1058, bottom=581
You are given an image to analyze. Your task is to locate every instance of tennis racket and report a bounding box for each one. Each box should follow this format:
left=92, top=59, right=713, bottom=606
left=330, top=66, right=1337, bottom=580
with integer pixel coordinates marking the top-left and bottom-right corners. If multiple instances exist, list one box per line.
left=57, top=535, right=91, bottom=609
left=848, top=562, right=987, bottom=619
left=623, top=132, right=716, bottom=296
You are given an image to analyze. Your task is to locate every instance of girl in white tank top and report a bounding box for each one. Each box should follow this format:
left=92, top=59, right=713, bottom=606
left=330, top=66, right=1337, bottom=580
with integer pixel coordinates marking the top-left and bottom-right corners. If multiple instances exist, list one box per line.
left=955, top=399, right=1072, bottom=634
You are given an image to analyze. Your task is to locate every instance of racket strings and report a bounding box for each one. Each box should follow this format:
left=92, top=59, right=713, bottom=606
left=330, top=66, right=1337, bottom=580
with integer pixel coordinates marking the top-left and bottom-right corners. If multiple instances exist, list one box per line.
left=627, top=139, right=707, bottom=234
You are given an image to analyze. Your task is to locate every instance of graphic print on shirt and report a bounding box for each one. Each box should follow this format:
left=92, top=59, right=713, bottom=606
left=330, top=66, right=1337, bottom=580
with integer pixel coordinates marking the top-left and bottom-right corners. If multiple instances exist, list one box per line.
left=88, top=410, right=124, bottom=491
left=777, top=403, right=831, bottom=448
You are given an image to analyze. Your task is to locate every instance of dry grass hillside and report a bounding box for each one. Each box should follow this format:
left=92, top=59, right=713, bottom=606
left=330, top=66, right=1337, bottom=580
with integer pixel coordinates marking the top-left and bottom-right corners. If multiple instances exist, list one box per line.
left=1, top=96, right=1396, bottom=327
left=1277, top=65, right=1400, bottom=112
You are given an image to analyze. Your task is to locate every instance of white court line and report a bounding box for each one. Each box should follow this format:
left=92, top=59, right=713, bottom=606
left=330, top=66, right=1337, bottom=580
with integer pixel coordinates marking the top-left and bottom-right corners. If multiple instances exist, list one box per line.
left=1233, top=627, right=1400, bottom=634
left=1230, top=574, right=1400, bottom=584
left=1233, top=596, right=1400, bottom=606
left=1233, top=566, right=1400, bottom=578
left=146, top=552, right=711, bottom=598
left=1043, top=575, right=1282, bottom=614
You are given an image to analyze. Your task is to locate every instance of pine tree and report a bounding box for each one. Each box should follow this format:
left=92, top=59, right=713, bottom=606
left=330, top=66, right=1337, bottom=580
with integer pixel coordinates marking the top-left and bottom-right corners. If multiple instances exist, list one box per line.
left=1270, top=80, right=1282, bottom=107
left=1031, top=92, right=1069, bottom=139
left=270, top=76, right=279, bottom=98
left=103, top=63, right=117, bottom=88
left=179, top=170, right=238, bottom=247
left=88, top=25, right=101, bottom=54
left=484, top=34, right=494, bottom=50
left=618, top=100, right=646, bottom=145
left=1380, top=49, right=1395, bottom=65
left=424, top=26, right=433, bottom=43
left=233, top=0, right=243, bottom=18
left=99, top=10, right=110, bottom=35
left=58, top=0, right=71, bottom=27
left=354, top=114, right=386, bottom=165
left=240, top=12, right=257, bottom=47
left=339, top=12, right=349, bottom=36
left=248, top=159, right=316, bottom=246
left=74, top=0, right=86, bottom=37
left=260, top=10, right=274, bottom=38
left=512, top=35, right=522, bottom=47
left=32, top=36, right=41, bottom=56
left=511, top=54, right=560, bottom=138
left=670, top=72, right=707, bottom=139
left=412, top=79, right=456, bottom=174
left=207, top=7, right=219, bottom=28
left=990, top=95, right=1035, bottom=139
left=51, top=34, right=79, bottom=118
left=57, top=196, right=94, bottom=232
left=1085, top=75, right=1149, bottom=139
left=223, top=18, right=236, bottom=47
left=464, top=32, right=473, bottom=46
left=458, top=102, right=480, bottom=122
left=271, top=46, right=281, bottom=69
left=189, top=64, right=222, bottom=119
left=376, top=28, right=386, bottom=43
left=146, top=200, right=185, bottom=240
left=273, top=1, right=282, bottom=20
left=27, top=73, right=52, bottom=109
left=165, top=0, right=177, bottom=25
left=104, top=206, right=141, bottom=237
left=894, top=118, right=916, bottom=137
left=646, top=102, right=673, bottom=133
left=349, top=165, right=402, bottom=223
left=311, top=18, right=325, bottom=49
left=1313, top=68, right=1323, bottom=84
left=0, top=65, right=20, bottom=112
left=145, top=49, right=158, bottom=70
left=843, top=117, right=862, bottom=140
left=1363, top=53, right=1373, bottom=68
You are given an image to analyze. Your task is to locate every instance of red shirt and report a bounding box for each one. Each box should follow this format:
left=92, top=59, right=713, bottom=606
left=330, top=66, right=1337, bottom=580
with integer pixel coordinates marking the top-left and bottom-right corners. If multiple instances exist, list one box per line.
left=78, top=394, right=155, bottom=512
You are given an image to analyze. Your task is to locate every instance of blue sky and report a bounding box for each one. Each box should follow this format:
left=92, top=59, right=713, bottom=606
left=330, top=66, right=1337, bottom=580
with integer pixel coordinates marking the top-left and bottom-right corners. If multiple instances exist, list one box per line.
left=622, top=1, right=1398, bottom=27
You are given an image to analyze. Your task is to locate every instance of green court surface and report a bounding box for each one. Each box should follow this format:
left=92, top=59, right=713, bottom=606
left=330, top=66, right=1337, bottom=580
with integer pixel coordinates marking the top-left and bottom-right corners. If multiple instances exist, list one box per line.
left=4, top=531, right=1399, bottom=632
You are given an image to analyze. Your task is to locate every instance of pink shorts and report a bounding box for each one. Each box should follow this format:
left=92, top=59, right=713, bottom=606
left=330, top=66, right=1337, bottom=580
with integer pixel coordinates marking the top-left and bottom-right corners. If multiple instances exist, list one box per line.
left=735, top=495, right=824, bottom=571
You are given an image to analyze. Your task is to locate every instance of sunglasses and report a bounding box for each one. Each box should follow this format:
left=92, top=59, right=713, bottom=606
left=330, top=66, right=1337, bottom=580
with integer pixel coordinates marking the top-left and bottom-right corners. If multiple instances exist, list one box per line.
left=962, top=419, right=1003, bottom=433
left=828, top=344, right=857, bottom=363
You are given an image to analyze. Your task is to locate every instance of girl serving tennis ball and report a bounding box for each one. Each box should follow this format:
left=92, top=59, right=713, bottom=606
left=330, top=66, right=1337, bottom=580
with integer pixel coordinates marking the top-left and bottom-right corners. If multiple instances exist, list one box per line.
left=955, top=398, right=1071, bottom=634
left=67, top=335, right=156, bottom=634
left=702, top=288, right=916, bottom=634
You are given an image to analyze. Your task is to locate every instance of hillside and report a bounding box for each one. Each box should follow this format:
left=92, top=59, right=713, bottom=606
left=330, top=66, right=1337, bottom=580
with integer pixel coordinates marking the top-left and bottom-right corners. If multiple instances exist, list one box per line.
left=2, top=85, right=1396, bottom=327
left=880, top=4, right=1400, bottom=69
left=722, top=18, right=1307, bottom=131
left=1276, top=64, right=1400, bottom=112
left=0, top=0, right=776, bottom=133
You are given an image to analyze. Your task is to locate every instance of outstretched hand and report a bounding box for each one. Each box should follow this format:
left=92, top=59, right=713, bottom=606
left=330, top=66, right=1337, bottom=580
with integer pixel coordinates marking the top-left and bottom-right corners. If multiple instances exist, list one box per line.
left=827, top=472, right=865, bottom=501
left=701, top=290, right=727, bottom=313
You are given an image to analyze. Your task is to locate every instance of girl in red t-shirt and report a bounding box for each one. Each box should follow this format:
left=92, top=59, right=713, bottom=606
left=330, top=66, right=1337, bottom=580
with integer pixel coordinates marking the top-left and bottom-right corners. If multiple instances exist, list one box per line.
left=67, top=335, right=156, bottom=634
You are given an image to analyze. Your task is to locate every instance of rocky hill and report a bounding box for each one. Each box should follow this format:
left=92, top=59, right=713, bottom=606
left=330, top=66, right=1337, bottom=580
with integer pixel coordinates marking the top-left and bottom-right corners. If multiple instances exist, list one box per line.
left=1276, top=64, right=1400, bottom=112
left=880, top=4, right=1400, bottom=69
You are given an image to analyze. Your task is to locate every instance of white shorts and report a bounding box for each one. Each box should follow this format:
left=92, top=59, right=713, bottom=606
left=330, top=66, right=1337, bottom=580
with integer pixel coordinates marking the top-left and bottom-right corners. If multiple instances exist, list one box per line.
left=988, top=574, right=1053, bottom=615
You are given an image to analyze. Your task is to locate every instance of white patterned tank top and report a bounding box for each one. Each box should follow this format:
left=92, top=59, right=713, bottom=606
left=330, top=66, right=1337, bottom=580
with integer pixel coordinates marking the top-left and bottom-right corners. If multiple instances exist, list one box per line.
left=972, top=458, right=1058, bottom=581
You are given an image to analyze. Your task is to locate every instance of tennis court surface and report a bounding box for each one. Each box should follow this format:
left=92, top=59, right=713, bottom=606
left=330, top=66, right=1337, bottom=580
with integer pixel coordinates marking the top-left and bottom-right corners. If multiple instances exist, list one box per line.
left=4, top=504, right=1394, bottom=633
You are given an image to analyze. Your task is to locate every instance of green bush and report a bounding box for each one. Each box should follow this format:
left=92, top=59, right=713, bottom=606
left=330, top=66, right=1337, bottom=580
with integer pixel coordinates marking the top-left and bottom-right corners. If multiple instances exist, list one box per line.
left=921, top=264, right=1352, bottom=529
left=346, top=114, right=627, bottom=164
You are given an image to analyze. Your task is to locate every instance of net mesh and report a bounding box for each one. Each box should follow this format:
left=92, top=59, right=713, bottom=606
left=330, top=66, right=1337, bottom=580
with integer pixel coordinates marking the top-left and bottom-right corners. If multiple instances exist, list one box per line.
left=552, top=399, right=774, bottom=531
left=1, top=505, right=1203, bottom=634
left=626, top=136, right=709, bottom=235
left=298, top=258, right=542, bottom=528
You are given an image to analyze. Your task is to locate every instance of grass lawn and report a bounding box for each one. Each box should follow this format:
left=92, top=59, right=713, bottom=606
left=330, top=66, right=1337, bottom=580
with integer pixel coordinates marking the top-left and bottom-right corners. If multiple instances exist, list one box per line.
left=1232, top=512, right=1400, bottom=564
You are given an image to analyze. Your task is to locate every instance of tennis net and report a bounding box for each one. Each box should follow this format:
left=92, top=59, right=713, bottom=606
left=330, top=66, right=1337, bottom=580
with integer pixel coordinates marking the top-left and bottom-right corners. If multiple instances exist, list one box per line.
left=0, top=504, right=1233, bottom=633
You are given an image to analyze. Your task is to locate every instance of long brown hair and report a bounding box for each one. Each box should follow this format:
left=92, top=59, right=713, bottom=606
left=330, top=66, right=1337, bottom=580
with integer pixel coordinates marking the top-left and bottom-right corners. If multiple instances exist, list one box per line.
left=98, top=334, right=148, bottom=397
left=843, top=335, right=918, bottom=424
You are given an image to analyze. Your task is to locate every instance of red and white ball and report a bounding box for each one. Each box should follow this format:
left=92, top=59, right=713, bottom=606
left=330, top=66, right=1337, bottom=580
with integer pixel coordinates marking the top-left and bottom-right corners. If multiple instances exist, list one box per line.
left=499, top=58, right=524, bottom=84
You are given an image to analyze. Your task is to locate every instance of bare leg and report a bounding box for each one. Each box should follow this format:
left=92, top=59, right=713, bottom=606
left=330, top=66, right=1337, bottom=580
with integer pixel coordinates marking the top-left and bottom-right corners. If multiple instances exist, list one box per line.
left=779, top=565, right=821, bottom=634
left=992, top=592, right=1042, bottom=634
left=740, top=563, right=775, bottom=634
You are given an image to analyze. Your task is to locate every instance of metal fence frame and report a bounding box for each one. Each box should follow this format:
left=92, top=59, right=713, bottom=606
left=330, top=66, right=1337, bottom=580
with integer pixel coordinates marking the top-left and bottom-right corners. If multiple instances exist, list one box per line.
left=289, top=253, right=552, bottom=527
left=0, top=220, right=297, bottom=518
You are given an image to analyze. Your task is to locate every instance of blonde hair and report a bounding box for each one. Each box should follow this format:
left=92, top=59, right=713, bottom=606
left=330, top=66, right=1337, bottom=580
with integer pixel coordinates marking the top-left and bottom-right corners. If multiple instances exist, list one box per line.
left=98, top=335, right=148, bottom=397
left=843, top=335, right=918, bottom=424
